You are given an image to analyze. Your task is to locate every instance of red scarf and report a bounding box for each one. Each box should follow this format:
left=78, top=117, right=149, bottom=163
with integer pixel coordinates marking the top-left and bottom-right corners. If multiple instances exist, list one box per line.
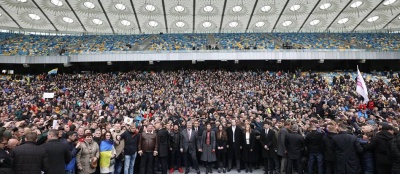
left=206, top=131, right=211, bottom=145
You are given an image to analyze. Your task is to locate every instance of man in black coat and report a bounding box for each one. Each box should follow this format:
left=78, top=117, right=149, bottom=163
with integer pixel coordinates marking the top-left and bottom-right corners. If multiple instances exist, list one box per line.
left=260, top=121, right=276, bottom=174
left=322, top=124, right=337, bottom=174
left=277, top=120, right=291, bottom=174
left=11, top=132, right=49, bottom=174
left=305, top=124, right=324, bottom=174
left=364, top=123, right=395, bottom=174
left=285, top=124, right=305, bottom=174
left=156, top=122, right=169, bottom=174
left=226, top=119, right=243, bottom=173
left=41, top=129, right=72, bottom=174
left=332, top=123, right=363, bottom=174
left=180, top=121, right=201, bottom=174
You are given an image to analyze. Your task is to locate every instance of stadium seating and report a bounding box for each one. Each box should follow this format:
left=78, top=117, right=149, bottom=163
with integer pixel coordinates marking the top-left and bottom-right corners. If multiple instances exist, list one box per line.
left=0, top=32, right=398, bottom=55
left=214, top=33, right=276, bottom=50
left=148, top=34, right=208, bottom=51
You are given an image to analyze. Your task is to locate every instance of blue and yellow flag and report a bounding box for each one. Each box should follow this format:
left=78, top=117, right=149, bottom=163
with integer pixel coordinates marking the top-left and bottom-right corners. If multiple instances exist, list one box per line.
left=48, top=68, right=58, bottom=75
left=99, top=140, right=114, bottom=167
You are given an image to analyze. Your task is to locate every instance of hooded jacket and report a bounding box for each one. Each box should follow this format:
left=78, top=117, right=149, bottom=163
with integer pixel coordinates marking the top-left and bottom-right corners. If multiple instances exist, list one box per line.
left=364, top=130, right=394, bottom=165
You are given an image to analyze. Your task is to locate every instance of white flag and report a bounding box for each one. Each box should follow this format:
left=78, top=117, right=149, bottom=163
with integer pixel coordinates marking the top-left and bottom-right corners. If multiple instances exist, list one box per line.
left=356, top=67, right=369, bottom=104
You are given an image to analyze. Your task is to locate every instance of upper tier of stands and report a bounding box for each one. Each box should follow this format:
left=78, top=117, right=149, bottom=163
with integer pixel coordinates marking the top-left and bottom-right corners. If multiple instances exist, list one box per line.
left=0, top=32, right=398, bottom=55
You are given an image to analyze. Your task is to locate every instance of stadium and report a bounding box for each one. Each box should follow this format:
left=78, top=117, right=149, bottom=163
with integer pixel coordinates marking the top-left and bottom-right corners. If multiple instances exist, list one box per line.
left=0, top=0, right=399, bottom=174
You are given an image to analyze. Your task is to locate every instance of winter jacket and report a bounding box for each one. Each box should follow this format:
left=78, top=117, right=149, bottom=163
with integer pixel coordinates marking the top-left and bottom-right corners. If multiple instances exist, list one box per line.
left=11, top=141, right=49, bottom=174
left=364, top=130, right=394, bottom=165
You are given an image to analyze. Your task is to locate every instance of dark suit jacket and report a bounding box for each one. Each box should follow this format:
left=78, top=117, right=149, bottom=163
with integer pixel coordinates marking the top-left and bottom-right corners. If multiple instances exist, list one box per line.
left=180, top=129, right=200, bottom=153
left=284, top=132, right=305, bottom=159
left=41, top=139, right=71, bottom=174
left=277, top=127, right=289, bottom=157
left=11, top=141, right=49, bottom=174
left=260, top=128, right=276, bottom=158
left=157, top=128, right=170, bottom=157
left=226, top=126, right=243, bottom=158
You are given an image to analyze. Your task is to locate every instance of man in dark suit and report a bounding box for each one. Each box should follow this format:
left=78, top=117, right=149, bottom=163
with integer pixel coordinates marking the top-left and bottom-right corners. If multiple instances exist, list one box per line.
left=180, top=121, right=201, bottom=174
left=193, top=120, right=204, bottom=164
left=156, top=121, right=169, bottom=174
left=332, top=123, right=363, bottom=174
left=226, top=119, right=243, bottom=172
left=41, top=129, right=72, bottom=174
left=277, top=120, right=291, bottom=174
left=260, top=121, right=276, bottom=174
left=11, top=132, right=49, bottom=174
left=285, top=124, right=305, bottom=174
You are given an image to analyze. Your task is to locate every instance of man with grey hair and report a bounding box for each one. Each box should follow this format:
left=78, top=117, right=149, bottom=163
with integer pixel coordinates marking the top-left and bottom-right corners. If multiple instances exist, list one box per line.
left=180, top=121, right=200, bottom=174
left=285, top=124, right=305, bottom=174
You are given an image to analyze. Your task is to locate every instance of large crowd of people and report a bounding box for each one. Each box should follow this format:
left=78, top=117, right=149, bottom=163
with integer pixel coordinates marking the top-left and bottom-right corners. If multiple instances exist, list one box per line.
left=0, top=69, right=399, bottom=174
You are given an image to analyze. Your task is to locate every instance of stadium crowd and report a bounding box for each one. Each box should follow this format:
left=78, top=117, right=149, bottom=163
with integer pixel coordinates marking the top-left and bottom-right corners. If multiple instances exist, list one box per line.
left=0, top=69, right=399, bottom=174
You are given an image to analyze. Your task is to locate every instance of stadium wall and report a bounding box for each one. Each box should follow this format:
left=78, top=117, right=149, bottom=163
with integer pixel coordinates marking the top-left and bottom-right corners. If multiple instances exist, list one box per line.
left=0, top=50, right=399, bottom=64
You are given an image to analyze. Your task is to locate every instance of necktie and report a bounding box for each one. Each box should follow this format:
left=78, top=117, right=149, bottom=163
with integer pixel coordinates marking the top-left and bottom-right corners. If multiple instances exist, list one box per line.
left=188, top=130, right=191, bottom=140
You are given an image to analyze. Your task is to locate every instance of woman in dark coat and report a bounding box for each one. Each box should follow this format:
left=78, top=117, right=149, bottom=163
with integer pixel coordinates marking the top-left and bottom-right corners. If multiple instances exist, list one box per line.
left=200, top=123, right=217, bottom=174
left=216, top=124, right=228, bottom=173
left=242, top=124, right=255, bottom=173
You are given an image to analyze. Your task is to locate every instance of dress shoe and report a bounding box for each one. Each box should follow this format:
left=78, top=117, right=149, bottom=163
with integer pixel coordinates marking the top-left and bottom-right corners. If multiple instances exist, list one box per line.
left=218, top=168, right=221, bottom=173
left=237, top=169, right=241, bottom=173
left=178, top=168, right=184, bottom=173
left=197, top=170, right=201, bottom=174
left=169, top=168, right=174, bottom=174
left=222, top=168, right=226, bottom=173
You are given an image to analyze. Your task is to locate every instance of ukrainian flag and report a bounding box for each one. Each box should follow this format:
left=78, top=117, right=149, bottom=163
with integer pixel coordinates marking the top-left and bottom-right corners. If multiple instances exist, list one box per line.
left=99, top=140, right=115, bottom=168
left=48, top=68, right=58, bottom=75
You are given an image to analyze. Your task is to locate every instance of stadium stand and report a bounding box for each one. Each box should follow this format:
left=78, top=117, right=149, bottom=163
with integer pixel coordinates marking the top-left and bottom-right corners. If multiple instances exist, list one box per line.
left=0, top=33, right=399, bottom=55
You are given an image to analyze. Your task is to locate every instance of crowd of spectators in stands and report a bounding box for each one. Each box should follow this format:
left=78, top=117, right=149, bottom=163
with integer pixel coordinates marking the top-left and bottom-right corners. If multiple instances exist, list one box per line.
left=0, top=69, right=399, bottom=174
left=1, top=32, right=399, bottom=56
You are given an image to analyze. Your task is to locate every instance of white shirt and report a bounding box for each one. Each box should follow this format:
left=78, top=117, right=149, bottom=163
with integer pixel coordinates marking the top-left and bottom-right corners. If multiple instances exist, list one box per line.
left=232, top=126, right=236, bottom=142
left=246, top=132, right=250, bottom=144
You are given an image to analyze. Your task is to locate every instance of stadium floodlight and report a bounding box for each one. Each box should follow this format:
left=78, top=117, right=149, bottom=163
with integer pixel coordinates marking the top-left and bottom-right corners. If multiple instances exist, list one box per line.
left=320, top=3, right=331, bottom=10
left=115, top=4, right=126, bottom=10
left=282, top=21, right=292, bottom=27
left=290, top=5, right=301, bottom=11
left=350, top=1, right=363, bottom=8
left=176, top=21, right=185, bottom=28
left=383, top=0, right=397, bottom=6
left=260, top=6, right=271, bottom=12
left=310, top=19, right=320, bottom=26
left=203, top=5, right=214, bottom=12
left=63, top=17, right=74, bottom=23
left=229, top=21, right=239, bottom=28
left=232, top=6, right=242, bottom=12
left=174, top=5, right=185, bottom=12
left=84, top=2, right=95, bottom=9
left=28, top=14, right=41, bottom=20
left=92, top=19, right=103, bottom=25
left=367, top=16, right=379, bottom=23
left=51, top=0, right=63, bottom=7
left=145, top=4, right=156, bottom=11
left=338, top=18, right=349, bottom=24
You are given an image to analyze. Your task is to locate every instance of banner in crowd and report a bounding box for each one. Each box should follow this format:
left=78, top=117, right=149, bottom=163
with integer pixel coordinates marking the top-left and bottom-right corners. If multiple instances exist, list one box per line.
left=356, top=67, right=369, bottom=103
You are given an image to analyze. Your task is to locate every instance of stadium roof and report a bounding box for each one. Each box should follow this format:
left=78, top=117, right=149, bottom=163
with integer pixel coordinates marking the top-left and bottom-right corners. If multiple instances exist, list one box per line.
left=0, top=0, right=399, bottom=34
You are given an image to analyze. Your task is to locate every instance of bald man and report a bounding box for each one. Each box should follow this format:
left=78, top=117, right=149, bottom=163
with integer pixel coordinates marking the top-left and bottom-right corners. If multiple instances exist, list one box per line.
left=7, top=138, right=19, bottom=150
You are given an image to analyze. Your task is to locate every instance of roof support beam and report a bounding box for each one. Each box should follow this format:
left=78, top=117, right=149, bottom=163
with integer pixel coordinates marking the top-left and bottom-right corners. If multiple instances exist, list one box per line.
left=272, top=0, right=290, bottom=32
left=352, top=0, right=384, bottom=32
left=161, top=0, right=168, bottom=33
left=31, top=0, right=58, bottom=31
left=297, top=0, right=322, bottom=32
left=325, top=0, right=353, bottom=32
left=245, top=0, right=259, bottom=33
left=219, top=0, right=228, bottom=33
left=65, top=0, right=87, bottom=32
left=0, top=4, right=22, bottom=29
left=97, top=0, right=115, bottom=34
left=382, top=12, right=400, bottom=29
left=193, top=0, right=196, bottom=32
left=129, top=0, right=141, bottom=34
